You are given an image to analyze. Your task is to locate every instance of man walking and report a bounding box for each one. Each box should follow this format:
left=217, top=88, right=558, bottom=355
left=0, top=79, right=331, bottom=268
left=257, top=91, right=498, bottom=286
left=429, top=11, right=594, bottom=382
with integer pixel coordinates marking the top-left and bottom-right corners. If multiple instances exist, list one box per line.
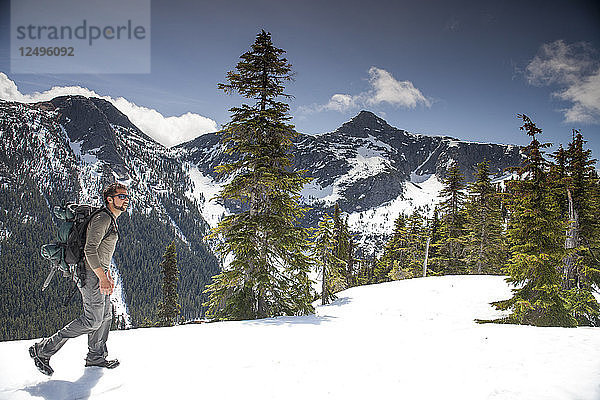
left=30, top=183, right=129, bottom=375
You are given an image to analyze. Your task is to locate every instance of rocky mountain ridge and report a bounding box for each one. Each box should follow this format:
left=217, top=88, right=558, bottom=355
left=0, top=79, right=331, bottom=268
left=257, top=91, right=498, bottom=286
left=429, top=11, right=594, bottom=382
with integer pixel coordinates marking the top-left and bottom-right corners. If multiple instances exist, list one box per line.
left=176, top=110, right=523, bottom=251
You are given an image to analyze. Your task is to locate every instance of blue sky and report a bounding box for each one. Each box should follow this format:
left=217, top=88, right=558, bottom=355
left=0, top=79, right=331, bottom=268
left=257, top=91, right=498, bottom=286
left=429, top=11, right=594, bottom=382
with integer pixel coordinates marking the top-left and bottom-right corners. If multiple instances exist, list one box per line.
left=0, top=0, right=599, bottom=160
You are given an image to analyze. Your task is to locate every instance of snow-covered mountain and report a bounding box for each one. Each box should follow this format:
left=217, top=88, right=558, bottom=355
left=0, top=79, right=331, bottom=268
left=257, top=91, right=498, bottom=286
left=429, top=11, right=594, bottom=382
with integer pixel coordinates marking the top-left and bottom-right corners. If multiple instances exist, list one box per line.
left=1, top=275, right=599, bottom=400
left=177, top=110, right=523, bottom=253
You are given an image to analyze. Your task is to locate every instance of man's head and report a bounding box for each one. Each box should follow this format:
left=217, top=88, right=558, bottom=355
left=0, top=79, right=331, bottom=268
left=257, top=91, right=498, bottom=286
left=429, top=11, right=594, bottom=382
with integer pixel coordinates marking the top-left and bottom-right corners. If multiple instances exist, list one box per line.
left=103, top=183, right=129, bottom=214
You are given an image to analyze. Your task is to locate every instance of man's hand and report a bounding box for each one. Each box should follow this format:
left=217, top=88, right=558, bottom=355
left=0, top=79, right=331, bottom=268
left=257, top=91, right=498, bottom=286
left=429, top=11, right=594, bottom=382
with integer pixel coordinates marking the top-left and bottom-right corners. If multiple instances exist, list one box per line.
left=99, top=276, right=113, bottom=295
left=107, top=269, right=115, bottom=289
left=93, top=267, right=113, bottom=295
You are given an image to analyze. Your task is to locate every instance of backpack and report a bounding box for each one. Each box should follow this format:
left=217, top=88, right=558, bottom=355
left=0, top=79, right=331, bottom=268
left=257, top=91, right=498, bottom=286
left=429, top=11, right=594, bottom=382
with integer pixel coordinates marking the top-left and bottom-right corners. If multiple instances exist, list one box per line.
left=40, top=203, right=115, bottom=296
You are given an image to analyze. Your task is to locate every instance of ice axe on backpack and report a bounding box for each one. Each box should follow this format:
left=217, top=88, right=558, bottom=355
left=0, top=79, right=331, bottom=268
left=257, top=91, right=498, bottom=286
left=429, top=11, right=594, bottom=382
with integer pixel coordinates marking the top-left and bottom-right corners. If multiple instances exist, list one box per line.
left=41, top=243, right=83, bottom=305
left=41, top=244, right=81, bottom=306
left=41, top=265, right=57, bottom=292
left=40, top=243, right=71, bottom=291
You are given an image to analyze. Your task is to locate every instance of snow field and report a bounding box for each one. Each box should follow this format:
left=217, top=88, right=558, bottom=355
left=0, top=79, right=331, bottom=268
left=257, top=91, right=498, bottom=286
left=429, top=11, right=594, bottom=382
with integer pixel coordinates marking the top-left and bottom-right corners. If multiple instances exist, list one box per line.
left=1, top=275, right=599, bottom=400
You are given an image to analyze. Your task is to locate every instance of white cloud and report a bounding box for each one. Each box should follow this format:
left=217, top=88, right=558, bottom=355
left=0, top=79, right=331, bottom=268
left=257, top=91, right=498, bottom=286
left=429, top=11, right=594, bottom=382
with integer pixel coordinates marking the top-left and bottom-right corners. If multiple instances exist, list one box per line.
left=324, top=93, right=358, bottom=112
left=300, top=93, right=359, bottom=113
left=366, top=67, right=432, bottom=108
left=526, top=40, right=600, bottom=124
left=300, top=67, right=431, bottom=114
left=0, top=73, right=217, bottom=147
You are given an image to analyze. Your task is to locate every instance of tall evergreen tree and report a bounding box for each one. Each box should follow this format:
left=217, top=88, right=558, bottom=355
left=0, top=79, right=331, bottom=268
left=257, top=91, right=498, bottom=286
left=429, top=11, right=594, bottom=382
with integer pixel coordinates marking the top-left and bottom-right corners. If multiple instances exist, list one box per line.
left=464, top=161, right=506, bottom=274
left=204, top=31, right=314, bottom=320
left=560, top=130, right=600, bottom=325
left=492, top=114, right=573, bottom=327
left=157, top=241, right=181, bottom=327
left=431, top=164, right=467, bottom=274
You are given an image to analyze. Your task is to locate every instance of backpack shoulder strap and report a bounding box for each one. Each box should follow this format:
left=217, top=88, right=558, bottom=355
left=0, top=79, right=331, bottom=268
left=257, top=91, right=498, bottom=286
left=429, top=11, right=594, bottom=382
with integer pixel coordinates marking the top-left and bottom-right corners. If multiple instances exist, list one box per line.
left=99, top=207, right=119, bottom=237
left=83, top=206, right=117, bottom=241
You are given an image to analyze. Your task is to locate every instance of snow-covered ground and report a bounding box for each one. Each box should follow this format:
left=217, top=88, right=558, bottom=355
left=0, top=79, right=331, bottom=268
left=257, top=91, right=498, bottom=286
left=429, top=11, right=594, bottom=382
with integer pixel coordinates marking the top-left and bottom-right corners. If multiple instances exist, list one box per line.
left=1, top=275, right=599, bottom=400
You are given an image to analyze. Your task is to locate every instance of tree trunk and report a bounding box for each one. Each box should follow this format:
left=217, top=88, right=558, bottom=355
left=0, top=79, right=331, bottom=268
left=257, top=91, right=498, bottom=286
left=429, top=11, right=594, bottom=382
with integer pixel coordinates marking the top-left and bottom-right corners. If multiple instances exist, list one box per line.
left=477, top=221, right=486, bottom=274
left=563, top=187, right=579, bottom=289
left=423, top=237, right=430, bottom=277
left=321, top=260, right=327, bottom=306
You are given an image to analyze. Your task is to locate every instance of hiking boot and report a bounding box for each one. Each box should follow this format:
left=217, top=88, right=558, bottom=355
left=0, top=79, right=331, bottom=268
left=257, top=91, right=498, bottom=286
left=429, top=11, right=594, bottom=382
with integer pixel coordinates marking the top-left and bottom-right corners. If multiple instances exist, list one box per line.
left=85, top=358, right=120, bottom=369
left=29, top=344, right=54, bottom=376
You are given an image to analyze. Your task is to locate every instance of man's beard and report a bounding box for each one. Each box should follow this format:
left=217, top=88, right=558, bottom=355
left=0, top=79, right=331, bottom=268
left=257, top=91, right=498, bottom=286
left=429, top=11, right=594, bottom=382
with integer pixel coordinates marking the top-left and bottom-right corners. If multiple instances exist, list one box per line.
left=116, top=203, right=128, bottom=211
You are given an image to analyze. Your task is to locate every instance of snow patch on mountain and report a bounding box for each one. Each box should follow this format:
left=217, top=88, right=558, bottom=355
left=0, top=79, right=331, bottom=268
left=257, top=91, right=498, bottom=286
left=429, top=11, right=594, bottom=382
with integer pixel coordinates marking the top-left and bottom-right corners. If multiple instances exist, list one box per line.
left=300, top=181, right=336, bottom=205
left=348, top=175, right=444, bottom=254
left=300, top=149, right=391, bottom=208
left=361, top=134, right=395, bottom=154
left=67, top=139, right=100, bottom=166
left=166, top=214, right=190, bottom=247
left=184, top=163, right=228, bottom=228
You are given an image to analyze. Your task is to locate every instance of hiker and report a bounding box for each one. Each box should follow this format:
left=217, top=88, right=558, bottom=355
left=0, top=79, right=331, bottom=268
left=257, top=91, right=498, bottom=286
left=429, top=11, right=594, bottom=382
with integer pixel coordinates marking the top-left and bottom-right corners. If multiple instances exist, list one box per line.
left=29, top=183, right=129, bottom=375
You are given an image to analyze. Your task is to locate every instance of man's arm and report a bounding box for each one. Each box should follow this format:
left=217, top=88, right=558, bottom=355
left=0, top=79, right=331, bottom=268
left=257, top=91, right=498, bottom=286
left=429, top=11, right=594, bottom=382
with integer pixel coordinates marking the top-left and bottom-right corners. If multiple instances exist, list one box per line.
left=85, top=212, right=114, bottom=295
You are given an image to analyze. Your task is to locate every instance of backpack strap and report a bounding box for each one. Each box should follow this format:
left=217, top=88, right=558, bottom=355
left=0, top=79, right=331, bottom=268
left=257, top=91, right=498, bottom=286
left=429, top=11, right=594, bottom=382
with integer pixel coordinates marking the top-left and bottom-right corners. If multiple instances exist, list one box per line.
left=84, top=206, right=118, bottom=241
left=99, top=207, right=119, bottom=238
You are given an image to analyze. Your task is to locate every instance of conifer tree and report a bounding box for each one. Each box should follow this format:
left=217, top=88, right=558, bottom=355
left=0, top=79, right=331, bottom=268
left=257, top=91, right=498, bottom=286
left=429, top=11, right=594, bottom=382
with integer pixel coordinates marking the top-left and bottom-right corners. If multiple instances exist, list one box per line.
left=204, top=31, right=314, bottom=320
left=404, top=209, right=428, bottom=277
left=358, top=253, right=378, bottom=285
left=492, top=115, right=573, bottom=327
left=431, top=164, right=467, bottom=274
left=346, top=237, right=357, bottom=287
left=157, top=241, right=181, bottom=327
left=464, top=161, right=506, bottom=274
left=560, top=131, right=600, bottom=325
left=312, top=214, right=345, bottom=305
left=428, top=206, right=441, bottom=261
left=332, top=203, right=355, bottom=286
left=350, top=248, right=372, bottom=286
left=378, top=214, right=407, bottom=281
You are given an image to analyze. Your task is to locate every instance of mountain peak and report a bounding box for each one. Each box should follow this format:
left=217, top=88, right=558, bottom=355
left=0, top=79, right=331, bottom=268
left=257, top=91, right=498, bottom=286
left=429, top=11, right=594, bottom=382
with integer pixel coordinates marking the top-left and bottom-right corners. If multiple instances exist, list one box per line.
left=350, top=110, right=387, bottom=126
left=354, top=110, right=380, bottom=120
left=335, top=110, right=392, bottom=138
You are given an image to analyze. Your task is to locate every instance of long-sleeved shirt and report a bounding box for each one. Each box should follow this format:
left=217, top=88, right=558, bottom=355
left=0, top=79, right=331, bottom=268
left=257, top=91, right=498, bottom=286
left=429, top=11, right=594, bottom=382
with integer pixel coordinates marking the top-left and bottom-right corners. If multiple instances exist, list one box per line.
left=84, top=209, right=119, bottom=272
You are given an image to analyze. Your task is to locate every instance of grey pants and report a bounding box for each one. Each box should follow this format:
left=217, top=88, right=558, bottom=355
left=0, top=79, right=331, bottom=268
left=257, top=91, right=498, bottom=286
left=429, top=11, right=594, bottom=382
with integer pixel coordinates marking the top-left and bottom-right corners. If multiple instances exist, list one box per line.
left=38, top=266, right=113, bottom=363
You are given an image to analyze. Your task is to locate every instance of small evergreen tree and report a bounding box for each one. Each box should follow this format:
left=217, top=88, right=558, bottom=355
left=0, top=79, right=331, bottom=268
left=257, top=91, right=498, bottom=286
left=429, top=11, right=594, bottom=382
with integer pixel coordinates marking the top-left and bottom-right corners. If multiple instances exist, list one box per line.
left=428, top=206, right=441, bottom=262
left=355, top=253, right=377, bottom=285
left=378, top=214, right=408, bottom=281
left=431, top=164, right=467, bottom=274
left=464, top=161, right=507, bottom=274
left=312, top=214, right=345, bottom=305
left=204, top=30, right=314, bottom=320
left=332, top=203, right=354, bottom=287
left=404, top=209, right=428, bottom=277
left=157, top=241, right=181, bottom=327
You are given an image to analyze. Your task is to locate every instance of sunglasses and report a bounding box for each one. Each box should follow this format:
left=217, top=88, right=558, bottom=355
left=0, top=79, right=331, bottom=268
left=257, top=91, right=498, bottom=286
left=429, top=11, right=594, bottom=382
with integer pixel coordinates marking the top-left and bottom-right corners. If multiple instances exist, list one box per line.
left=112, top=194, right=130, bottom=200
